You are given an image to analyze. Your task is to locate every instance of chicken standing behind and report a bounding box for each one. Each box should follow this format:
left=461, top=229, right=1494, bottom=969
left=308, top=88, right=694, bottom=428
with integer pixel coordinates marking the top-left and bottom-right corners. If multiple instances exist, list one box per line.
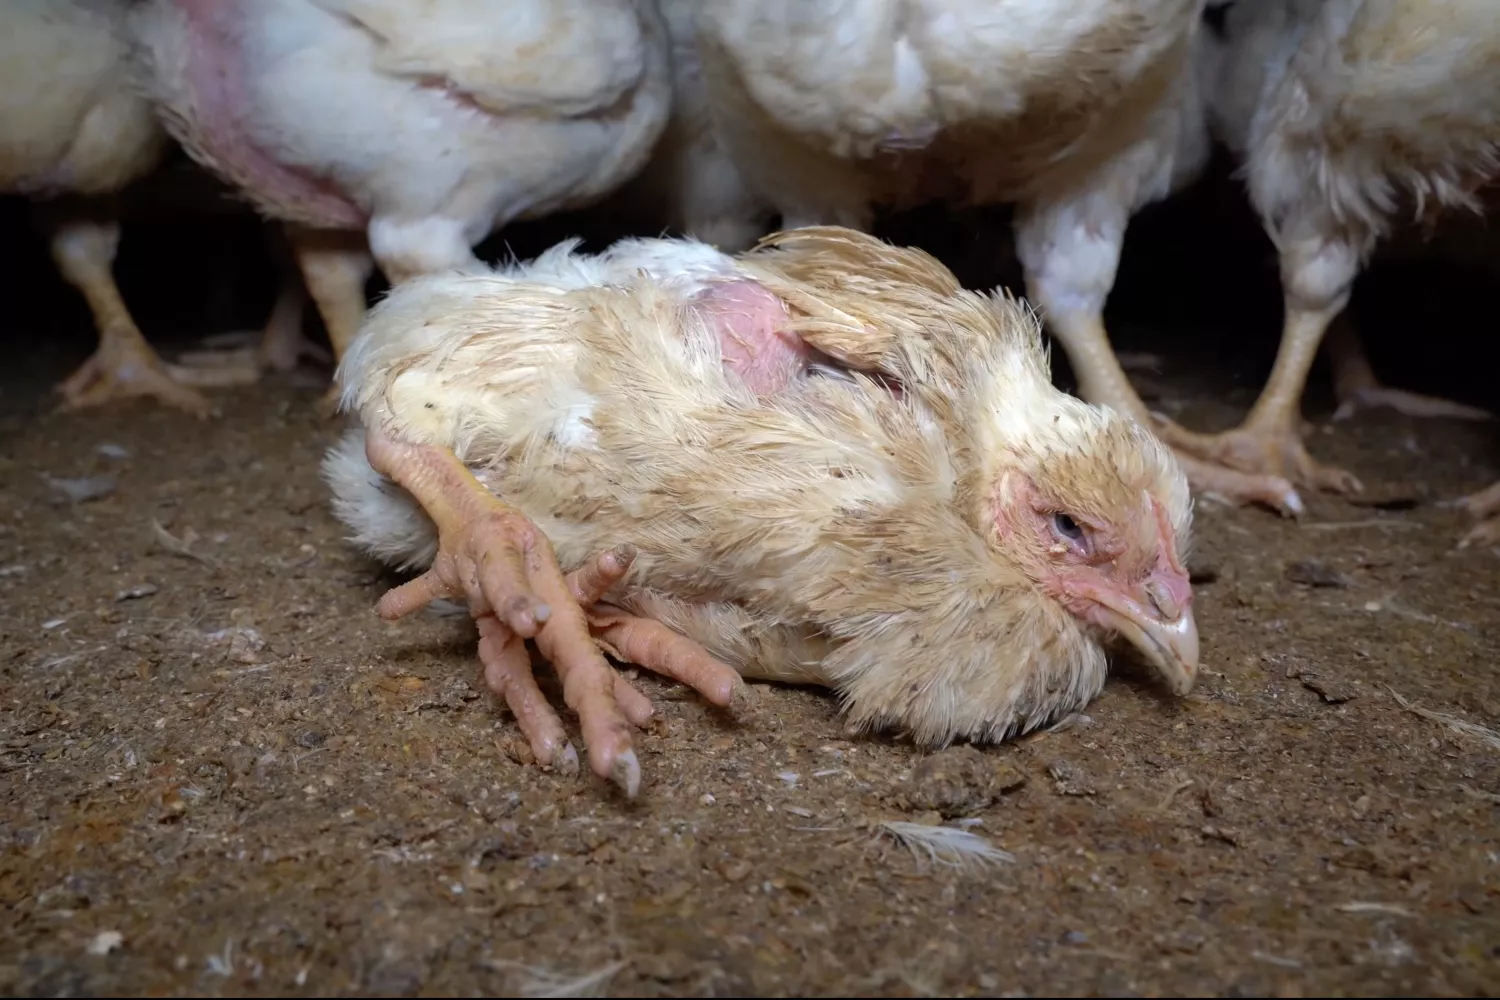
left=1330, top=206, right=1500, bottom=549
left=678, top=1, right=1300, bottom=508
left=323, top=227, right=1199, bottom=796
left=613, top=0, right=768, bottom=251
left=131, top=0, right=673, bottom=403
left=1149, top=0, right=1500, bottom=509
left=0, top=0, right=209, bottom=414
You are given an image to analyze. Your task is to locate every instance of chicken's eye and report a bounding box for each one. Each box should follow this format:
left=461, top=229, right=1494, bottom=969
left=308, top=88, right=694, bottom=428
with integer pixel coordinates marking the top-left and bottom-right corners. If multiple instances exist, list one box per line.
left=1053, top=512, right=1085, bottom=541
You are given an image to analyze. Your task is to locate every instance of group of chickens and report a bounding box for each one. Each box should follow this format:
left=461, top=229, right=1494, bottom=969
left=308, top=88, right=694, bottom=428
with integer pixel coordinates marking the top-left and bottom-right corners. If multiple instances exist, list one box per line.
left=5, top=0, right=1496, bottom=795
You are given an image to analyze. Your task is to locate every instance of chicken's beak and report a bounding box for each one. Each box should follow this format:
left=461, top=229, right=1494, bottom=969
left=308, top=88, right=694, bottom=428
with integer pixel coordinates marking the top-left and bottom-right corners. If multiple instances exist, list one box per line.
left=1091, top=584, right=1199, bottom=697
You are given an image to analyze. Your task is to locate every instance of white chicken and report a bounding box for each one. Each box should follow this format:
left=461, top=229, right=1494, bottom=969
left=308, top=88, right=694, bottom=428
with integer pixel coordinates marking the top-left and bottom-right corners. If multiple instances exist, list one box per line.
left=680, top=1, right=1301, bottom=507
left=0, top=0, right=211, bottom=414
left=131, top=0, right=674, bottom=403
left=614, top=0, right=768, bottom=251
left=322, top=227, right=1199, bottom=796
left=1152, top=0, right=1500, bottom=510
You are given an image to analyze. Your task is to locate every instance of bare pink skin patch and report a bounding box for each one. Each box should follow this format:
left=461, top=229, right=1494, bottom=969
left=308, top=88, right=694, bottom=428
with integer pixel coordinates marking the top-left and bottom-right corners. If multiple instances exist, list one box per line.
left=690, top=280, right=813, bottom=395
left=991, top=472, right=1191, bottom=629
left=174, top=0, right=366, bottom=229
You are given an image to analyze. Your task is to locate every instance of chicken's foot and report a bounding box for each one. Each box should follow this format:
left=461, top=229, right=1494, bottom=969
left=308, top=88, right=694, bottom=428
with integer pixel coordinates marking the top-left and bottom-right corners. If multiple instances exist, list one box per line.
left=1326, top=314, right=1491, bottom=422
left=1457, top=481, right=1500, bottom=549
left=1044, top=309, right=1304, bottom=514
left=366, top=430, right=741, bottom=796
left=1150, top=303, right=1362, bottom=500
left=48, top=219, right=212, bottom=417
left=171, top=271, right=326, bottom=386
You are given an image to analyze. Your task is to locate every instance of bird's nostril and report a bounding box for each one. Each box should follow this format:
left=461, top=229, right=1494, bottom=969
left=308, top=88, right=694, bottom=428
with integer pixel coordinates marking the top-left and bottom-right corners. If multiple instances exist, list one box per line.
left=1145, top=579, right=1180, bottom=620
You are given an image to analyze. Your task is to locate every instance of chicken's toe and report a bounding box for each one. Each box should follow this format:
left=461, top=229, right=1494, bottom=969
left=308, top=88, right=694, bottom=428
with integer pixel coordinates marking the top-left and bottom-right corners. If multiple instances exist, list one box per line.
left=172, top=324, right=331, bottom=387
left=1333, top=385, right=1492, bottom=423
left=1458, top=480, right=1500, bottom=521
left=58, top=345, right=214, bottom=418
left=1170, top=451, right=1305, bottom=516
left=1459, top=516, right=1500, bottom=550
left=561, top=653, right=640, bottom=794
left=611, top=674, right=656, bottom=727
left=588, top=604, right=742, bottom=709
left=167, top=341, right=266, bottom=388
left=567, top=546, right=637, bottom=605
left=1153, top=417, right=1360, bottom=500
left=477, top=615, right=573, bottom=769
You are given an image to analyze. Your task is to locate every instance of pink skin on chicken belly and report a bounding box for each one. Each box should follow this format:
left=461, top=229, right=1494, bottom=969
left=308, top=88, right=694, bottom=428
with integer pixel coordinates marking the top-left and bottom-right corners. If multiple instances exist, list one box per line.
left=174, top=0, right=366, bottom=228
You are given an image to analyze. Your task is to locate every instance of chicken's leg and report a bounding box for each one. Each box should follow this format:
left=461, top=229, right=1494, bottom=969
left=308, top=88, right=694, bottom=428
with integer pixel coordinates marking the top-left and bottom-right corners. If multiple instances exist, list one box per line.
left=171, top=223, right=327, bottom=386
left=289, top=228, right=375, bottom=412
left=48, top=218, right=212, bottom=417
left=1013, top=195, right=1304, bottom=515
left=1326, top=314, right=1491, bottom=422
left=171, top=267, right=325, bottom=386
left=1458, top=480, right=1500, bottom=549
left=365, top=430, right=741, bottom=795
left=1153, top=296, right=1363, bottom=495
left=1044, top=309, right=1304, bottom=512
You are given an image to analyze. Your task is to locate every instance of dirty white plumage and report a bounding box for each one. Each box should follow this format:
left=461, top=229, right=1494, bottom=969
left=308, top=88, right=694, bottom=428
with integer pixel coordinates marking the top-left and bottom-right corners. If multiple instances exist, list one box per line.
left=615, top=0, right=769, bottom=252
left=324, top=227, right=1198, bottom=748
left=1150, top=0, right=1500, bottom=506
left=129, top=0, right=674, bottom=392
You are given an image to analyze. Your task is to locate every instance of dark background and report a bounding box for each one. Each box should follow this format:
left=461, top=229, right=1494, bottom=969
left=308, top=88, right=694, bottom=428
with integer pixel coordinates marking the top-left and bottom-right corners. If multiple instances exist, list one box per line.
left=1, top=146, right=1493, bottom=432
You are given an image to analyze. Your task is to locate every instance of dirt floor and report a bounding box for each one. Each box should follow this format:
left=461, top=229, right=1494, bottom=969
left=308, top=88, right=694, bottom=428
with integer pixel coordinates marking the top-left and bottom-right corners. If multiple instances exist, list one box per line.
left=2, top=180, right=1499, bottom=997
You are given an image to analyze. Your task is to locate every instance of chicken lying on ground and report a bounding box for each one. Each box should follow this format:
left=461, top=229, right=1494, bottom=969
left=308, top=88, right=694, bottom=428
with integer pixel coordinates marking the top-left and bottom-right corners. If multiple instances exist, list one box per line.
left=322, top=227, right=1199, bottom=796
left=1156, top=0, right=1500, bottom=507
left=132, top=0, right=673, bottom=407
left=1, top=0, right=207, bottom=414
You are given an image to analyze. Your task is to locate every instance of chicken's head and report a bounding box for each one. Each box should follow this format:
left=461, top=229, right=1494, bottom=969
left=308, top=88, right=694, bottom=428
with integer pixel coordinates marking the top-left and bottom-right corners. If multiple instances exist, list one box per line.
left=985, top=411, right=1198, bottom=699
left=736, top=226, right=1198, bottom=741
left=938, top=278, right=1199, bottom=704
left=824, top=373, right=1199, bottom=748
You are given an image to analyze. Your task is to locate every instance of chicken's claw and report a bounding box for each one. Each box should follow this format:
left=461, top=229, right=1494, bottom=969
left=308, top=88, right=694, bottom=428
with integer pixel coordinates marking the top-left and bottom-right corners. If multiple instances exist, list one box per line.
left=1151, top=415, right=1360, bottom=502
left=366, top=432, right=739, bottom=795
left=1456, top=481, right=1500, bottom=550
left=476, top=614, right=574, bottom=770
left=57, top=342, right=214, bottom=418
left=1170, top=450, right=1305, bottom=517
left=1459, top=518, right=1500, bottom=550
left=1333, top=385, right=1492, bottom=423
left=1327, top=318, right=1492, bottom=423
left=587, top=604, right=744, bottom=710
left=375, top=504, right=554, bottom=634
